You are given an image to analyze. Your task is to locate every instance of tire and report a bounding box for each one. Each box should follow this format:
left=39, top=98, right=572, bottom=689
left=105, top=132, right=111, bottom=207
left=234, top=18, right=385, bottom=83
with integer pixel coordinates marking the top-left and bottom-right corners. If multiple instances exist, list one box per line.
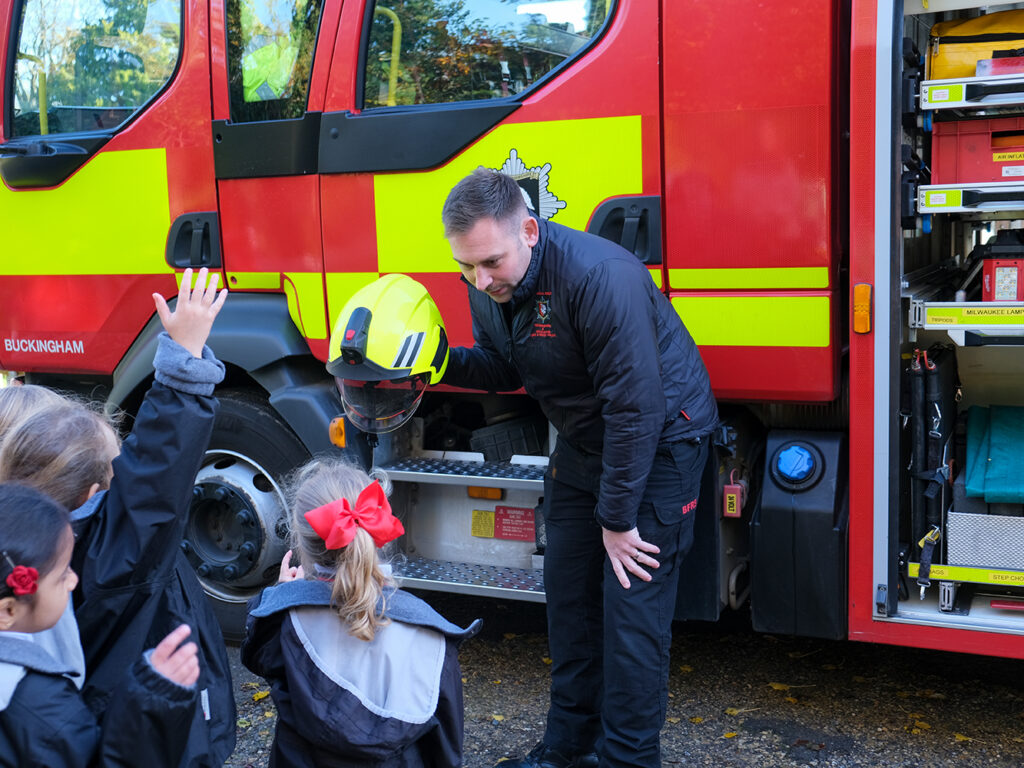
left=183, top=389, right=310, bottom=643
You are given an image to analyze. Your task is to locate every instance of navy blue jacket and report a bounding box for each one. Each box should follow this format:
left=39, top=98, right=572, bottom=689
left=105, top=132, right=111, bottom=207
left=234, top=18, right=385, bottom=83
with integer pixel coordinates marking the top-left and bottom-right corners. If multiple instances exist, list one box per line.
left=0, top=634, right=196, bottom=768
left=443, top=218, right=718, bottom=530
left=65, top=335, right=235, bottom=767
left=242, top=580, right=480, bottom=768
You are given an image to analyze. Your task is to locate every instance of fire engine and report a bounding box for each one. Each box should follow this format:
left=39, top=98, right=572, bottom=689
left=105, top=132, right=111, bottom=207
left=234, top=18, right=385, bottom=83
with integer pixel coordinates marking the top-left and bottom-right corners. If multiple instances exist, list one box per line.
left=3, top=0, right=1024, bottom=655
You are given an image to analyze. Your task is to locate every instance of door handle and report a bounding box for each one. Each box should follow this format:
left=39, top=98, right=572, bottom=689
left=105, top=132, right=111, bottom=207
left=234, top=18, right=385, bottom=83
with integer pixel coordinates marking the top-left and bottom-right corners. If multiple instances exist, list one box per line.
left=586, top=195, right=662, bottom=265
left=165, top=212, right=222, bottom=269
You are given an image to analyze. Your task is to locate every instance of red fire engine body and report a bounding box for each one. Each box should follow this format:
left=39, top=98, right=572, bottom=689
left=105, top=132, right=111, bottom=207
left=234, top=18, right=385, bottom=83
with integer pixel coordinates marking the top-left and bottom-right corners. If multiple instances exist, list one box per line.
left=2, top=0, right=1023, bottom=655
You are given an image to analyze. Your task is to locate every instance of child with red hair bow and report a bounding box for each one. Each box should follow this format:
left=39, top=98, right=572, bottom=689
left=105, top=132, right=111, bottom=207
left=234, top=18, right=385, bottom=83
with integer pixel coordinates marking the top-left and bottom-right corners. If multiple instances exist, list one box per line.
left=241, top=458, right=480, bottom=768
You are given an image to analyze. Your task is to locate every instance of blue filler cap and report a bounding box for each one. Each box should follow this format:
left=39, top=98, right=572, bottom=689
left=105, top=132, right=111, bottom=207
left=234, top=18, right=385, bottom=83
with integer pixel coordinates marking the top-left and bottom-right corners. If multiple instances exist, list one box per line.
left=776, top=444, right=816, bottom=483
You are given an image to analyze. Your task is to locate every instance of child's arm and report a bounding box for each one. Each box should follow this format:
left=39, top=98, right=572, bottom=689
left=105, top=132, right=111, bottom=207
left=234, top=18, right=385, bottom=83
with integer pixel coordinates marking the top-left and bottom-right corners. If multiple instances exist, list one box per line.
left=96, top=626, right=200, bottom=767
left=75, top=268, right=227, bottom=592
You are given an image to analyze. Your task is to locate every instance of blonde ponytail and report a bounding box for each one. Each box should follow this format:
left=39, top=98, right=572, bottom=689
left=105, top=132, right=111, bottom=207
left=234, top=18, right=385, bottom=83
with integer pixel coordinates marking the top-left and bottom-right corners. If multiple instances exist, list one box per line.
left=288, top=458, right=395, bottom=641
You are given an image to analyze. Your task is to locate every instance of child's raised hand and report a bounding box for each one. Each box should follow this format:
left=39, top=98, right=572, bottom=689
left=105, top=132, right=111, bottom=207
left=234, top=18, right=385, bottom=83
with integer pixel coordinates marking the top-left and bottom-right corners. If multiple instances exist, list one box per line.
left=153, top=268, right=228, bottom=358
left=278, top=550, right=305, bottom=583
left=150, top=624, right=200, bottom=688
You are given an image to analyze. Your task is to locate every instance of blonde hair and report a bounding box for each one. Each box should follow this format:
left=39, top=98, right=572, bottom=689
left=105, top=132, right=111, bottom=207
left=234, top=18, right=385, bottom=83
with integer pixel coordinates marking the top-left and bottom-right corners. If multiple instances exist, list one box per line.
left=0, top=385, right=65, bottom=448
left=0, top=402, right=118, bottom=510
left=288, top=458, right=396, bottom=641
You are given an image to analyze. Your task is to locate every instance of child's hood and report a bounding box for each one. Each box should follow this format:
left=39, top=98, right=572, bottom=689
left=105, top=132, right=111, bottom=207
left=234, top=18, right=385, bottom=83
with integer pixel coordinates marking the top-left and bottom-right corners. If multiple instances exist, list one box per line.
left=0, top=634, right=77, bottom=711
left=251, top=579, right=482, bottom=640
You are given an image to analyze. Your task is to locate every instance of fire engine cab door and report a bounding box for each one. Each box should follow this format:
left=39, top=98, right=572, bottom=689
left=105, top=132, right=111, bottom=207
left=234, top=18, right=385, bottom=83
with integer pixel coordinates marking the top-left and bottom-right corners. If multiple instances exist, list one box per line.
left=208, top=0, right=337, bottom=360
left=318, top=0, right=663, bottom=350
left=0, top=0, right=218, bottom=376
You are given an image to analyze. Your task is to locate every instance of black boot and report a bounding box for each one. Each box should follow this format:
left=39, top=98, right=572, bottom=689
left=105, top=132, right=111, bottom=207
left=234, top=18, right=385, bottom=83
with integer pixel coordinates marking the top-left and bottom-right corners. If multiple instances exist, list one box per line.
left=495, top=742, right=599, bottom=768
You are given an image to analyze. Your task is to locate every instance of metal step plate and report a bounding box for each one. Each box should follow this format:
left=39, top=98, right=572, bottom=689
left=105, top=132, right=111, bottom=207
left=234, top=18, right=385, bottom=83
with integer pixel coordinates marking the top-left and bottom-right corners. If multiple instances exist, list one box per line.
left=393, top=555, right=546, bottom=602
left=380, top=456, right=545, bottom=490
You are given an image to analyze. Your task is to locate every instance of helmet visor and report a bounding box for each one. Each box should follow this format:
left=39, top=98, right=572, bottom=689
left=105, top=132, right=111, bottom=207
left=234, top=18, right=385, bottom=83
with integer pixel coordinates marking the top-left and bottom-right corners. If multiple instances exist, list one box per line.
left=337, top=374, right=429, bottom=434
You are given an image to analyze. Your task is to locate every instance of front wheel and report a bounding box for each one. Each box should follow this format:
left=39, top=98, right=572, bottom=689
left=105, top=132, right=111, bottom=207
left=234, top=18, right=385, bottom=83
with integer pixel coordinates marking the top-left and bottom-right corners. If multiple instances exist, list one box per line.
left=183, top=389, right=310, bottom=642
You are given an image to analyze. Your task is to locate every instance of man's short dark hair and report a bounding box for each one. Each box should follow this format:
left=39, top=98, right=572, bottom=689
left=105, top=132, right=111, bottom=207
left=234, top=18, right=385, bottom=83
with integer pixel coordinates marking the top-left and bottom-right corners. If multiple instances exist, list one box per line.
left=442, top=167, right=528, bottom=237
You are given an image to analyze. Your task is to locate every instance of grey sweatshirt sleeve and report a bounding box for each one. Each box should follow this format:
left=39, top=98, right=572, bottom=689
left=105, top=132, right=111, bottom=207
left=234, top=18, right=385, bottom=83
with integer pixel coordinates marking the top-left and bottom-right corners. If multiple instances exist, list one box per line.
left=152, top=332, right=225, bottom=396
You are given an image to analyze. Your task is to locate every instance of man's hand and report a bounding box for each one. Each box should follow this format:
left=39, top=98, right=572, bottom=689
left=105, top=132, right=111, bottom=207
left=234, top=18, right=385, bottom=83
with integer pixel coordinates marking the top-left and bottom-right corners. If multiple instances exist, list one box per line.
left=153, top=267, right=228, bottom=358
left=603, top=527, right=660, bottom=589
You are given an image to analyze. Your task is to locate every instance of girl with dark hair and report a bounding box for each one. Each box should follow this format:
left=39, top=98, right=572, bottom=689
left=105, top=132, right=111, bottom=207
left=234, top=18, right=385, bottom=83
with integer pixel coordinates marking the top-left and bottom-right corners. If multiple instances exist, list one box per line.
left=242, top=457, right=480, bottom=768
left=0, top=482, right=200, bottom=767
left=0, top=267, right=236, bottom=767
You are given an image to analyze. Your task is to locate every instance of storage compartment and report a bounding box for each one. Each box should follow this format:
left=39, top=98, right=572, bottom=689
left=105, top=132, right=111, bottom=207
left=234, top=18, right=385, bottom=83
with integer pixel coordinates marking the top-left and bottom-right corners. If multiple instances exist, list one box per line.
left=928, top=9, right=1024, bottom=80
left=932, top=117, right=1024, bottom=184
left=947, top=511, right=1024, bottom=570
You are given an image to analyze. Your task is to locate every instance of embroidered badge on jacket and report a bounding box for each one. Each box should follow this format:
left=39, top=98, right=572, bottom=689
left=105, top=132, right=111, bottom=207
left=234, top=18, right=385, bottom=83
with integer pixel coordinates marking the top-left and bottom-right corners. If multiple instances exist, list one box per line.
left=531, top=292, right=555, bottom=338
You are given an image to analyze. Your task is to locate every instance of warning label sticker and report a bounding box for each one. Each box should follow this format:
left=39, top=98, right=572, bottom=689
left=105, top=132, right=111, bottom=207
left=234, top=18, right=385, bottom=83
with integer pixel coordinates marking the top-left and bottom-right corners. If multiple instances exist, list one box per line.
left=494, top=506, right=535, bottom=542
left=471, top=509, right=495, bottom=538
left=472, top=506, right=535, bottom=541
left=994, top=151, right=1024, bottom=162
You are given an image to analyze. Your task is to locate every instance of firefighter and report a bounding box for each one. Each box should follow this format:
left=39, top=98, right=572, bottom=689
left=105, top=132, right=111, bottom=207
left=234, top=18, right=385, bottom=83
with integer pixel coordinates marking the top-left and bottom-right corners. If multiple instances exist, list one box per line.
left=326, top=273, right=449, bottom=435
left=441, top=168, right=719, bottom=768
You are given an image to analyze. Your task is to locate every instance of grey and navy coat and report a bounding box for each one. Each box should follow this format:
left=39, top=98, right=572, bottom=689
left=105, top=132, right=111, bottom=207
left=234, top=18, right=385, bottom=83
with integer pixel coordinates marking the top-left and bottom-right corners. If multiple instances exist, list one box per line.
left=0, top=633, right=196, bottom=768
left=242, top=579, right=480, bottom=768
left=35, top=333, right=236, bottom=767
left=443, top=217, right=719, bottom=531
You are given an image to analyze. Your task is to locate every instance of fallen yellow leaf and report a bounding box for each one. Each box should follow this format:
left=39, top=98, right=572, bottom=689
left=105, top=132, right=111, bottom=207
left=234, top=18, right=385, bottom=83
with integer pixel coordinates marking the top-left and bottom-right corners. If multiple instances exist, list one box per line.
left=915, top=721, right=931, bottom=730
left=679, top=665, right=693, bottom=673
left=503, top=633, right=518, bottom=640
left=237, top=718, right=251, bottom=729
left=722, top=732, right=738, bottom=739
left=258, top=730, right=269, bottom=737
left=252, top=690, right=269, bottom=703
left=954, top=733, right=972, bottom=742
left=462, top=677, right=467, bottom=683
left=689, top=716, right=704, bottom=724
left=492, top=715, right=505, bottom=721
left=541, top=657, right=553, bottom=665
left=492, top=680, right=502, bottom=684
left=785, top=696, right=798, bottom=704
left=264, top=711, right=274, bottom=719
left=724, top=707, right=759, bottom=716
left=242, top=682, right=261, bottom=690
left=852, top=675, right=868, bottom=683
left=666, top=717, right=680, bottom=724
left=768, top=682, right=790, bottom=691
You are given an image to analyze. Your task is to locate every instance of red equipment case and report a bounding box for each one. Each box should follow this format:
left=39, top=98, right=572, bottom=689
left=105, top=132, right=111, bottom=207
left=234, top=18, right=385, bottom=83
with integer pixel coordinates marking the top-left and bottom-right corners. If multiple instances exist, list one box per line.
left=932, top=117, right=1024, bottom=184
left=983, top=258, right=1024, bottom=300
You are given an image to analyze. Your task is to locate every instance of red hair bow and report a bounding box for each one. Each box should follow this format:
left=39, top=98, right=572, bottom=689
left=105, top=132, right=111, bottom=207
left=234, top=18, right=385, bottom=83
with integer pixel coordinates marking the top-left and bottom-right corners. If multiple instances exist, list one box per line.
left=304, top=481, right=405, bottom=550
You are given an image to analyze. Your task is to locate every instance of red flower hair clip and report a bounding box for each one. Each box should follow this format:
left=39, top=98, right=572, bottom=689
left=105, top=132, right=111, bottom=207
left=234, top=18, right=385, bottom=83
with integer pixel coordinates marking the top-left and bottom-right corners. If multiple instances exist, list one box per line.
left=2, top=551, right=38, bottom=596
left=304, top=481, right=405, bottom=550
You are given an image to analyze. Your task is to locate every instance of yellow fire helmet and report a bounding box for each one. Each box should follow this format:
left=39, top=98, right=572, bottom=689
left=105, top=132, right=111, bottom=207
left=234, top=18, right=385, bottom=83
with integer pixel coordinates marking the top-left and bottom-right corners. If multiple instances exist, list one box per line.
left=327, top=274, right=449, bottom=434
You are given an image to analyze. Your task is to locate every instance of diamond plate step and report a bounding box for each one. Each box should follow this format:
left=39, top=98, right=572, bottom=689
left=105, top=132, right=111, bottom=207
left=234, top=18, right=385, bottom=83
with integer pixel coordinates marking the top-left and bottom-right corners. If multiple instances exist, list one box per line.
left=379, top=457, right=544, bottom=490
left=393, top=555, right=545, bottom=602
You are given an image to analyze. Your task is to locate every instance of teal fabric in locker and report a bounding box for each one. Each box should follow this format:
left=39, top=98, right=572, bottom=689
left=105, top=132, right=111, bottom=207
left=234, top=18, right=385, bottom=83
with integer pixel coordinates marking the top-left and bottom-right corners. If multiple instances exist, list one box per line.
left=984, top=406, right=1024, bottom=503
left=965, top=405, right=990, bottom=499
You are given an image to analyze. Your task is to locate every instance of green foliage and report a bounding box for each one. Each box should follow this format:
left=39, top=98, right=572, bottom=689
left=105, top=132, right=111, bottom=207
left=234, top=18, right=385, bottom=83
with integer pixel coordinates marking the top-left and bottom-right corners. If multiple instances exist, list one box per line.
left=13, top=0, right=181, bottom=137
left=363, top=0, right=607, bottom=108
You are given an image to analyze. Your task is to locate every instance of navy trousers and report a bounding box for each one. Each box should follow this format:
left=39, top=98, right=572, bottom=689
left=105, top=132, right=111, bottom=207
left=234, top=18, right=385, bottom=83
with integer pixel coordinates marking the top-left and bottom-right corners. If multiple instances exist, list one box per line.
left=542, top=435, right=707, bottom=768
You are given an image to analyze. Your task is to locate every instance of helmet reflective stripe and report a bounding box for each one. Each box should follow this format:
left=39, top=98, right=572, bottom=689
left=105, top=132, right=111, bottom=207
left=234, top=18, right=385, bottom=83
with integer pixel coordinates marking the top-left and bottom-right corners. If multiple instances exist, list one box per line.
left=393, top=332, right=425, bottom=369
